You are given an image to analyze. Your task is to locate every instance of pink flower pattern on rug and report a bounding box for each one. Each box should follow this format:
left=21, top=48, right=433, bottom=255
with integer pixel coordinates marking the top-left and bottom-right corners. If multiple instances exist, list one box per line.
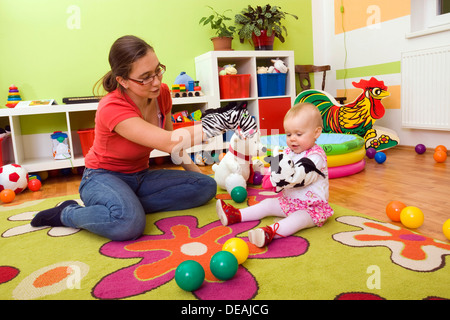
left=93, top=216, right=309, bottom=300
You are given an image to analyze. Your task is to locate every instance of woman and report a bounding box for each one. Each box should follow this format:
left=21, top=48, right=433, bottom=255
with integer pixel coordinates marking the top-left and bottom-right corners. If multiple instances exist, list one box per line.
left=31, top=35, right=256, bottom=241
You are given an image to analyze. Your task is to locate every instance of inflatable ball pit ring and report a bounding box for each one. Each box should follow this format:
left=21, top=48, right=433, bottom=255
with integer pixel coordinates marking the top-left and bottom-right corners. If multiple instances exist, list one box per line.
left=326, top=147, right=366, bottom=167
left=328, top=159, right=365, bottom=179
left=319, top=134, right=365, bottom=156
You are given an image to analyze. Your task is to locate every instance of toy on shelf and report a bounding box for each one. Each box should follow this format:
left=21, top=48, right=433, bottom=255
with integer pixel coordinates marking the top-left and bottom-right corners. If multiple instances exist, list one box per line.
left=172, top=110, right=202, bottom=130
left=51, top=131, right=71, bottom=160
left=219, top=64, right=238, bottom=75
left=295, top=77, right=399, bottom=152
left=218, top=65, right=251, bottom=99
left=212, top=130, right=266, bottom=199
left=6, top=85, right=22, bottom=108
left=257, top=59, right=288, bottom=74
left=171, top=72, right=204, bottom=98
left=256, top=59, right=288, bottom=97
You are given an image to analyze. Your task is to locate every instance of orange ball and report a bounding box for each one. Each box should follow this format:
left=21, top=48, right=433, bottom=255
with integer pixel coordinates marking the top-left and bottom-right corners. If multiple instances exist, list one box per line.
left=433, top=151, right=447, bottom=163
left=435, top=145, right=448, bottom=153
left=0, top=189, right=16, bottom=203
left=386, top=200, right=406, bottom=222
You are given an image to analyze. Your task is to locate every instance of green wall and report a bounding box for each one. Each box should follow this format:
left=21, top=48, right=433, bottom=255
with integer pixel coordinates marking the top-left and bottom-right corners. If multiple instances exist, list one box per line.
left=0, top=0, right=312, bottom=106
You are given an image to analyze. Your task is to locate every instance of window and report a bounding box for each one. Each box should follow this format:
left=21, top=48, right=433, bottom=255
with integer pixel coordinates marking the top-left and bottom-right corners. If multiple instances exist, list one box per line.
left=408, top=0, right=450, bottom=37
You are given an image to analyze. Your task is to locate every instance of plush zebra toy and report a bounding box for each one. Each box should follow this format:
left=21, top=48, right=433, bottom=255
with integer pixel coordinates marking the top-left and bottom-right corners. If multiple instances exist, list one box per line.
left=201, top=101, right=257, bottom=139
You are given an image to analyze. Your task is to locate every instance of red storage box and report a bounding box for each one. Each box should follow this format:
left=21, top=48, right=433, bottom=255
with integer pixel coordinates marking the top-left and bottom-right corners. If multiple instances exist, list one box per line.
left=0, top=135, right=12, bottom=166
left=219, top=74, right=251, bottom=99
left=77, top=128, right=95, bottom=157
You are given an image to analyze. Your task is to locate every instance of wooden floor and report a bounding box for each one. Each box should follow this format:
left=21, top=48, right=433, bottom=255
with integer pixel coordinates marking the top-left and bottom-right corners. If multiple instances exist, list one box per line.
left=10, top=146, right=450, bottom=242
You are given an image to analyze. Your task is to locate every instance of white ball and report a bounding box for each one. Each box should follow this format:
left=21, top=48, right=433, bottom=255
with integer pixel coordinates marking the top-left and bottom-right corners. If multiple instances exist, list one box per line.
left=0, top=164, right=29, bottom=194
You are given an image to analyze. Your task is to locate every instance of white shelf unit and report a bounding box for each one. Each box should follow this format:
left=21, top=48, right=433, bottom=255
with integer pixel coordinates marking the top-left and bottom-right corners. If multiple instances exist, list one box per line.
left=0, top=96, right=222, bottom=173
left=194, top=50, right=296, bottom=136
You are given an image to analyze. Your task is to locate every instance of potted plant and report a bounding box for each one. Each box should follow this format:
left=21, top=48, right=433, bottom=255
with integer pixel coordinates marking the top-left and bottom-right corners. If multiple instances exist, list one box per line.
left=199, top=6, right=236, bottom=51
left=235, top=4, right=298, bottom=50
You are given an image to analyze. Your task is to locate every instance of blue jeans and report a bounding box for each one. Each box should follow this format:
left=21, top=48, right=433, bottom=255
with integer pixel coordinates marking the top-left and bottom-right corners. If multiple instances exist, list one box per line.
left=60, top=168, right=217, bottom=241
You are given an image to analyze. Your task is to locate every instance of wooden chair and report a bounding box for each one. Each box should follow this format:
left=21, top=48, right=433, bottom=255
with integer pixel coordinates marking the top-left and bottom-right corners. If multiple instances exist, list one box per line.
left=295, top=65, right=346, bottom=104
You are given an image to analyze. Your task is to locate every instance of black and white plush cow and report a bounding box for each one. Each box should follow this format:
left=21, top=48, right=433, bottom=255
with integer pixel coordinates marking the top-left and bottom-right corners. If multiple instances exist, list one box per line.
left=264, top=153, right=325, bottom=193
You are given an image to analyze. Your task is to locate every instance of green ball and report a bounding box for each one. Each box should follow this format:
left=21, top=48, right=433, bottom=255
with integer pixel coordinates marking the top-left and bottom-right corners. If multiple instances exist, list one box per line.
left=230, top=186, right=247, bottom=203
left=210, top=251, right=238, bottom=280
left=175, top=260, right=205, bottom=291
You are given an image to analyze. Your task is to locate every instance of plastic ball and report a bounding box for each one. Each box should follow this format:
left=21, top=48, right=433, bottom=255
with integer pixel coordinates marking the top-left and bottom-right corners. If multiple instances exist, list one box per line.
left=0, top=164, right=28, bottom=194
left=415, top=144, right=426, bottom=154
left=218, top=153, right=226, bottom=161
left=366, top=148, right=377, bottom=159
left=174, top=260, right=205, bottom=291
left=435, top=145, right=448, bottom=153
left=37, top=171, right=49, bottom=180
left=230, top=186, right=247, bottom=203
left=386, top=200, right=406, bottom=222
left=433, top=151, right=447, bottom=163
left=210, top=251, right=238, bottom=280
left=252, top=172, right=263, bottom=185
left=442, top=219, right=450, bottom=241
left=374, top=152, right=386, bottom=164
left=400, top=206, right=424, bottom=229
left=28, top=178, right=42, bottom=192
left=0, top=189, right=16, bottom=203
left=222, top=238, right=249, bottom=264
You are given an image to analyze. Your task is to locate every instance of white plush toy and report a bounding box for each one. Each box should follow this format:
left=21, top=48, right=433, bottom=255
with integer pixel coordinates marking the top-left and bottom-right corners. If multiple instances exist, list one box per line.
left=268, top=59, right=288, bottom=74
left=264, top=151, right=326, bottom=193
left=212, top=131, right=266, bottom=194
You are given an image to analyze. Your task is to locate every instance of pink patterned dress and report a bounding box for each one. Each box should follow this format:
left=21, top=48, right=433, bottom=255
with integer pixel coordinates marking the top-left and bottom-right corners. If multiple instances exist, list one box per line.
left=278, top=145, right=334, bottom=227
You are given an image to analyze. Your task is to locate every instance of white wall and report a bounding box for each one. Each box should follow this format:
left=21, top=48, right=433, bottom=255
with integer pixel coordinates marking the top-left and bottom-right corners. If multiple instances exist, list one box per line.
left=311, top=0, right=450, bottom=149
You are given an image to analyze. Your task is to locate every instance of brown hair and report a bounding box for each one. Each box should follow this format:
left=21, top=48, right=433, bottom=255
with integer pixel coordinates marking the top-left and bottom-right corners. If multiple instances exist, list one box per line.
left=284, top=102, right=323, bottom=129
left=93, top=35, right=154, bottom=95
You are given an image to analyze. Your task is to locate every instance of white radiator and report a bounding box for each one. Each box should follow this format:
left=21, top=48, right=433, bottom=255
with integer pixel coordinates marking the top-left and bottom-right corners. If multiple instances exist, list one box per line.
left=401, top=45, right=450, bottom=131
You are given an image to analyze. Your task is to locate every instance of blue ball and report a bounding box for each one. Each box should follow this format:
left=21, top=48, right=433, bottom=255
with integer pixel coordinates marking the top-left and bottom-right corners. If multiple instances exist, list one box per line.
left=374, top=152, right=386, bottom=164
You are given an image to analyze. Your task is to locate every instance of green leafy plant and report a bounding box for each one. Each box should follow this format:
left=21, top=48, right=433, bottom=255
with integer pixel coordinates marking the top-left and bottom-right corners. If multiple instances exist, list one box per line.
left=199, top=6, right=236, bottom=38
left=235, top=4, right=298, bottom=43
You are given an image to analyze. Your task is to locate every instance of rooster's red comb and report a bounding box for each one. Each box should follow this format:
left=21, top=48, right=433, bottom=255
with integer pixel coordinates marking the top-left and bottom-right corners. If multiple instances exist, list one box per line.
left=352, top=77, right=387, bottom=90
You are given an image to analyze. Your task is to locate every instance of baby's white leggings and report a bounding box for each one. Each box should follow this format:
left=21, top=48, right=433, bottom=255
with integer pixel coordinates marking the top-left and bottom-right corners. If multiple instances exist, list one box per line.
left=240, top=198, right=315, bottom=238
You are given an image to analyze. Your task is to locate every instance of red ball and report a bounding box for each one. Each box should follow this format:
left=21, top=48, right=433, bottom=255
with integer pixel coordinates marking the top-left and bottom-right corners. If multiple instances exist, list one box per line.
left=28, top=178, right=42, bottom=192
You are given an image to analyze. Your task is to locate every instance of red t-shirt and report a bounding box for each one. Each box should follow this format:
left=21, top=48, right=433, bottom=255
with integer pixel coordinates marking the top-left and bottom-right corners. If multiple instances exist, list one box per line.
left=84, top=83, right=172, bottom=173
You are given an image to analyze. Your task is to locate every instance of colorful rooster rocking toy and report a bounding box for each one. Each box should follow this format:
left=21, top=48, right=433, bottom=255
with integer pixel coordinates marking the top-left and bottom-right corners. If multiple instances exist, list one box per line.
left=295, top=77, right=399, bottom=151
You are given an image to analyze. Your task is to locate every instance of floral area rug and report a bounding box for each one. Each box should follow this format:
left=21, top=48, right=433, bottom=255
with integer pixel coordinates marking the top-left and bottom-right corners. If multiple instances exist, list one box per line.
left=1, top=186, right=449, bottom=300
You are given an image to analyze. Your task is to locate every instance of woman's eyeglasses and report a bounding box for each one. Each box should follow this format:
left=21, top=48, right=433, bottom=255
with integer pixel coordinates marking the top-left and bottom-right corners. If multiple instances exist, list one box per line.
left=128, top=64, right=166, bottom=85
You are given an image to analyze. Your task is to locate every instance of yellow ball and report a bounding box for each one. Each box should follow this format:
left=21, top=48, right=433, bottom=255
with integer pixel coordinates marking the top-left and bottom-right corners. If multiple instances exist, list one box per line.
left=442, top=219, right=450, bottom=241
left=400, top=206, right=424, bottom=229
left=222, top=238, right=249, bottom=265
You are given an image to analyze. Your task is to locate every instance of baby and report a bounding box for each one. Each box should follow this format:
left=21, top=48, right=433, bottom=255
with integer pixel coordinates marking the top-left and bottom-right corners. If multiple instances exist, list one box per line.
left=216, top=103, right=334, bottom=247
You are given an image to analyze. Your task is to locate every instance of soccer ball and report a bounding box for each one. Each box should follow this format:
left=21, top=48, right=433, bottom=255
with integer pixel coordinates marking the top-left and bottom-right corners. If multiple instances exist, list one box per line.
left=0, top=164, right=29, bottom=194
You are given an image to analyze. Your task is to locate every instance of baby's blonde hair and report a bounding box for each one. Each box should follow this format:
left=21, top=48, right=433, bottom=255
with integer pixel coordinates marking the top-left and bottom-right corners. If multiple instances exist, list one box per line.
left=284, top=102, right=323, bottom=129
